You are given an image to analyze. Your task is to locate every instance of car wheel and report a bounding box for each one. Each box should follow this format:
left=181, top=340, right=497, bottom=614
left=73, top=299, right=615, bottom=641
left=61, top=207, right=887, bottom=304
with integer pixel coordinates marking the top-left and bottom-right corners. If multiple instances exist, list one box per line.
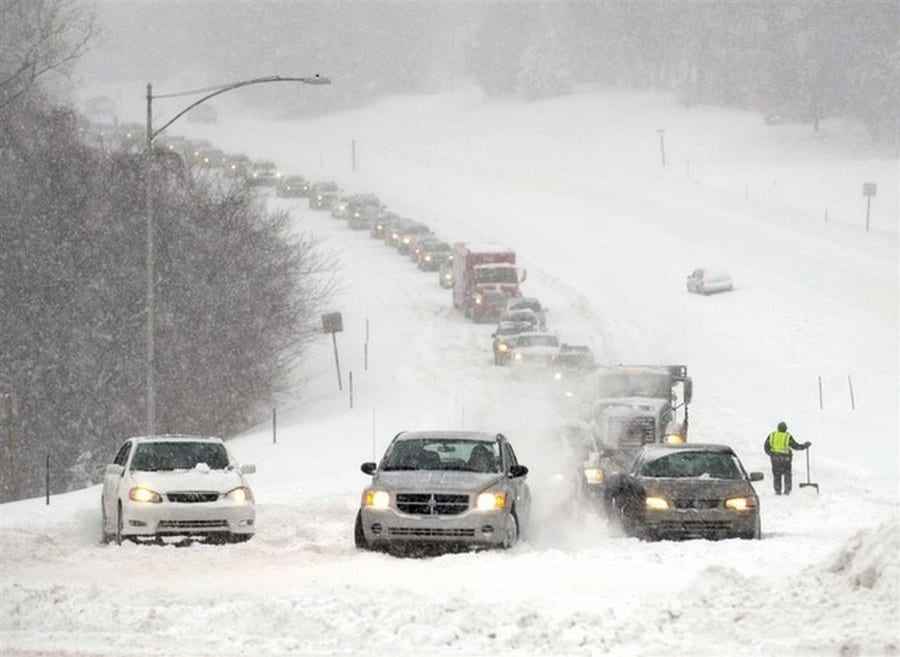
left=229, top=533, right=253, bottom=544
left=501, top=511, right=519, bottom=549
left=354, top=511, right=369, bottom=550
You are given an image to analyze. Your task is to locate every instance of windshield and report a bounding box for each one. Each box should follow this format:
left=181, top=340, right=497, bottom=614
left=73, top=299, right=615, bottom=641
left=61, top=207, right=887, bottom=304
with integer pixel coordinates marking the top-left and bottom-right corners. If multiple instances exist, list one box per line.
left=131, top=441, right=230, bottom=471
left=516, top=335, right=559, bottom=348
left=474, top=266, right=518, bottom=284
left=593, top=371, right=673, bottom=398
left=381, top=439, right=501, bottom=473
left=639, top=451, right=743, bottom=479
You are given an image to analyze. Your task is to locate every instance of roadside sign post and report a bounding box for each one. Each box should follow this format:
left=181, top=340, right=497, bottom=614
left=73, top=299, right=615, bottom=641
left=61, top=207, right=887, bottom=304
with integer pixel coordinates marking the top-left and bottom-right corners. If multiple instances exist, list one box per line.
left=322, top=312, right=344, bottom=391
left=863, top=182, right=877, bottom=231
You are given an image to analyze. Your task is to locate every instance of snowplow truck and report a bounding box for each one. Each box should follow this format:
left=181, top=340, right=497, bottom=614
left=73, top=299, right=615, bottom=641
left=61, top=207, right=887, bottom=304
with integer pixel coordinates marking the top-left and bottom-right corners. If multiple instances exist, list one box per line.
left=577, top=365, right=692, bottom=499
left=452, top=242, right=526, bottom=323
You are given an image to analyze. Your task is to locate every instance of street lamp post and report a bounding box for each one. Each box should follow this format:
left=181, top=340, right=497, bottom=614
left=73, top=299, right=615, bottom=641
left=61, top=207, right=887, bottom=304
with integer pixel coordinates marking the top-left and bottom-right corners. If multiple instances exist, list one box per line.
left=143, top=74, right=330, bottom=433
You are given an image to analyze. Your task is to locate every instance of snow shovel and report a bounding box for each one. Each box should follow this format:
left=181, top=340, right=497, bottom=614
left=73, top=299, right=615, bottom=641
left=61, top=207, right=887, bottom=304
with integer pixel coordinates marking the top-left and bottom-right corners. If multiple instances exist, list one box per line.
left=798, top=448, right=819, bottom=494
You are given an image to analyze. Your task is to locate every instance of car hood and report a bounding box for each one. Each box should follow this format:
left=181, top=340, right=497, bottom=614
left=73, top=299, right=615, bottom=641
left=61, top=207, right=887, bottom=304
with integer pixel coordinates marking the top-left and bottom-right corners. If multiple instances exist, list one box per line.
left=131, top=468, right=246, bottom=493
left=638, top=477, right=755, bottom=499
left=374, top=470, right=505, bottom=492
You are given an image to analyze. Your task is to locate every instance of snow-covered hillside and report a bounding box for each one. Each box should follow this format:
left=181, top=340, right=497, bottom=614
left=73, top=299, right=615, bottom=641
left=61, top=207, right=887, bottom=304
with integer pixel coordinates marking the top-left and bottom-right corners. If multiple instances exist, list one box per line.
left=2, top=88, right=897, bottom=657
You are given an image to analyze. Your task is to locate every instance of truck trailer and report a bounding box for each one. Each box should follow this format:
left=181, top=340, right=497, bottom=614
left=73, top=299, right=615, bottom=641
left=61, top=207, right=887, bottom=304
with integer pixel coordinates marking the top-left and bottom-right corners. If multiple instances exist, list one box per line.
left=451, top=242, right=525, bottom=322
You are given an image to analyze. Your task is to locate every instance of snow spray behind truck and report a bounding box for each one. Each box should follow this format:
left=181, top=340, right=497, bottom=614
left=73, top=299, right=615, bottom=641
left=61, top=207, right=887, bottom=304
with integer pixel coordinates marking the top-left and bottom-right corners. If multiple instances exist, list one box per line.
left=576, top=365, right=693, bottom=499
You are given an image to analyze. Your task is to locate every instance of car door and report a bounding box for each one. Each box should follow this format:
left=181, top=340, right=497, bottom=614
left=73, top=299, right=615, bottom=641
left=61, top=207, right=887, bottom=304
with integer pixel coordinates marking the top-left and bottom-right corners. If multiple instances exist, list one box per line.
left=503, top=442, right=531, bottom=523
left=102, top=440, right=132, bottom=522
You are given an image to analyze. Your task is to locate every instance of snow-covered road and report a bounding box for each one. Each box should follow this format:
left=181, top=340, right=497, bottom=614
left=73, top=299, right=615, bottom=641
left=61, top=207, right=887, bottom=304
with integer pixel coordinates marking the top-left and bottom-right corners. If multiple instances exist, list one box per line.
left=2, top=89, right=897, bottom=657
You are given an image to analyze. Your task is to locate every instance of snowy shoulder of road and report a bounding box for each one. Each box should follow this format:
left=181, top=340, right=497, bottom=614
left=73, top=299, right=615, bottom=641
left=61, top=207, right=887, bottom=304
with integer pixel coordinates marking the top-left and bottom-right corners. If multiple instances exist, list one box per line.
left=2, top=87, right=898, bottom=657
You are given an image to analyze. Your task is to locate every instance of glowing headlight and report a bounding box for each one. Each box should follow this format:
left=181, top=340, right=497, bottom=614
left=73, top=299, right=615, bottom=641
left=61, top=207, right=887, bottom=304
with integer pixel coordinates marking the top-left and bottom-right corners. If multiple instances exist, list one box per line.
left=497, top=343, right=508, bottom=352
left=424, top=255, right=431, bottom=262
left=402, top=237, right=411, bottom=244
left=645, top=496, right=670, bottom=510
left=564, top=390, right=575, bottom=398
left=725, top=496, right=756, bottom=511
left=226, top=486, right=254, bottom=503
left=474, top=295, right=483, bottom=305
left=664, top=434, right=685, bottom=445
left=129, top=486, right=161, bottom=503
left=476, top=491, right=506, bottom=511
left=443, top=272, right=452, bottom=280
left=583, top=468, right=604, bottom=485
left=365, top=490, right=390, bottom=509
left=553, top=371, right=563, bottom=380
left=514, top=352, right=523, bottom=361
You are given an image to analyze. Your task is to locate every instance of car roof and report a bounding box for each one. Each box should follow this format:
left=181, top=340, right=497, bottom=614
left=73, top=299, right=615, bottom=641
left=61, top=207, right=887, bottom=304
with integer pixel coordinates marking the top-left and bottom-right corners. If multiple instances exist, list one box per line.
left=639, top=443, right=737, bottom=458
left=128, top=434, right=225, bottom=444
left=393, top=430, right=499, bottom=444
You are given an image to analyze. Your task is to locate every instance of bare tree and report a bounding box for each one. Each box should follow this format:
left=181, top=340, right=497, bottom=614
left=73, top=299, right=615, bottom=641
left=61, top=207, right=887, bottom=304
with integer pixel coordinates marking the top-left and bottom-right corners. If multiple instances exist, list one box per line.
left=0, top=0, right=96, bottom=108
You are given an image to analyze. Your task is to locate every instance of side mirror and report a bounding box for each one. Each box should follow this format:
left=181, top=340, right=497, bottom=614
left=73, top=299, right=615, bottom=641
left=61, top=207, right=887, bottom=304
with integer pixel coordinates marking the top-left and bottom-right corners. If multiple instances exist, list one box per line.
left=519, top=269, right=528, bottom=283
left=105, top=464, right=124, bottom=477
left=509, top=464, right=529, bottom=478
left=360, top=462, right=377, bottom=475
left=749, top=472, right=764, bottom=482
left=240, top=464, right=257, bottom=475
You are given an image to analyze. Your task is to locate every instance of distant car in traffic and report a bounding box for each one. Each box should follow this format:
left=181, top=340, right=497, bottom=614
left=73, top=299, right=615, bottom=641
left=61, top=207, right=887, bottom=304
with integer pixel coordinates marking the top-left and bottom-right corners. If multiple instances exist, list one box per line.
left=439, top=260, right=454, bottom=288
left=347, top=194, right=381, bottom=230
left=492, top=319, right=535, bottom=365
left=504, top=297, right=547, bottom=330
left=551, top=344, right=596, bottom=377
left=248, top=161, right=279, bottom=186
left=396, top=222, right=432, bottom=254
left=508, top=332, right=561, bottom=367
left=355, top=430, right=531, bottom=552
left=416, top=240, right=452, bottom=271
left=276, top=175, right=307, bottom=197
left=686, top=268, right=733, bottom=295
left=101, top=435, right=256, bottom=545
left=309, top=181, right=339, bottom=210
left=604, top=443, right=762, bottom=540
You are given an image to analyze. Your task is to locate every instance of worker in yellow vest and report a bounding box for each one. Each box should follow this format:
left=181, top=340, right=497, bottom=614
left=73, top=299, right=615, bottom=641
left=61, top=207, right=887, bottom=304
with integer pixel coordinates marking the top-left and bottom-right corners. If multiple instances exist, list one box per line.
left=763, top=421, right=811, bottom=495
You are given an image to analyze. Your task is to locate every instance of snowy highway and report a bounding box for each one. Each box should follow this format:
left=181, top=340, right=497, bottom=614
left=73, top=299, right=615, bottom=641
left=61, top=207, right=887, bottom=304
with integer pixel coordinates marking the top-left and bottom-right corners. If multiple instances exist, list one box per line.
left=2, top=89, right=898, bottom=657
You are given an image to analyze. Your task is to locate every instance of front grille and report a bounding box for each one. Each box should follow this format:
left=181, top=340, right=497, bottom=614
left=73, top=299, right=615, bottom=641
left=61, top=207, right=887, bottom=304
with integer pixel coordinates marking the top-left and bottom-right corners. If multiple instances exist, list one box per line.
left=167, top=491, right=220, bottom=503
left=388, top=527, right=476, bottom=538
left=157, top=520, right=228, bottom=530
left=654, top=520, right=733, bottom=536
left=609, top=417, right=657, bottom=450
left=396, top=493, right=469, bottom=516
left=672, top=498, right=721, bottom=510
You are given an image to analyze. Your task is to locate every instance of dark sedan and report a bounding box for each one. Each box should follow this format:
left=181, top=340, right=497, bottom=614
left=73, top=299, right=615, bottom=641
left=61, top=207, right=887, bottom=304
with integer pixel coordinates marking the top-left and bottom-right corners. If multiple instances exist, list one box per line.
left=605, top=443, right=762, bottom=540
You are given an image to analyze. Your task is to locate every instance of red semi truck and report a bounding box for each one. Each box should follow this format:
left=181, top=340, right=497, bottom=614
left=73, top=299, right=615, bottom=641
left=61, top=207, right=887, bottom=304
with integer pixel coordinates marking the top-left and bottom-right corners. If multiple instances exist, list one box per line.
left=452, top=242, right=526, bottom=322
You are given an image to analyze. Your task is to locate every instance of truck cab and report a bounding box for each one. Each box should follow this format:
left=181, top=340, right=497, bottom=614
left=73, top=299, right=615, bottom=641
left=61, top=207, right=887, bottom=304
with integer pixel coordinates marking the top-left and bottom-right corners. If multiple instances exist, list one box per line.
left=452, top=243, right=527, bottom=323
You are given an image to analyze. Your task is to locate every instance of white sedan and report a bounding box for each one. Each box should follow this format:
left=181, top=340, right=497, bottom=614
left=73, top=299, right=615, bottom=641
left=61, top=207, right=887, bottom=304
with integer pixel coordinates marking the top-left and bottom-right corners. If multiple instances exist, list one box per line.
left=101, top=435, right=256, bottom=545
left=509, top=332, right=561, bottom=367
left=686, top=268, right=733, bottom=295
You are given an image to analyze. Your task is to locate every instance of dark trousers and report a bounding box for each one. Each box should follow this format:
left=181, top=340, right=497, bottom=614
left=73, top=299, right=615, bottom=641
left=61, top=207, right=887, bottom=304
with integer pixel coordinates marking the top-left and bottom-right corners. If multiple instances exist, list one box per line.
left=771, top=456, right=793, bottom=495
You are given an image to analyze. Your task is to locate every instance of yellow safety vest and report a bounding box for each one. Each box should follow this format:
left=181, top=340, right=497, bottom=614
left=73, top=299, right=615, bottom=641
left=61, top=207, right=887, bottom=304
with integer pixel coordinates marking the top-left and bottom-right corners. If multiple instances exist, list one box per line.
left=768, top=430, right=792, bottom=455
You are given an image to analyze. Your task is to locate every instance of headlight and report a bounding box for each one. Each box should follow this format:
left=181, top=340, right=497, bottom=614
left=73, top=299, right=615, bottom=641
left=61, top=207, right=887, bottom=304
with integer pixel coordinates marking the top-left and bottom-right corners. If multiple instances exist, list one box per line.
left=402, top=237, right=411, bottom=244
left=583, top=468, right=604, bottom=485
left=226, top=486, right=254, bottom=503
left=664, top=434, right=685, bottom=445
left=365, top=490, right=390, bottom=509
left=129, top=486, right=161, bottom=503
left=476, top=491, right=506, bottom=511
left=553, top=371, right=563, bottom=380
left=513, top=352, right=523, bottom=361
left=497, top=343, right=508, bottom=352
left=645, top=496, right=670, bottom=510
left=474, top=295, right=483, bottom=305
left=725, top=496, right=756, bottom=511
